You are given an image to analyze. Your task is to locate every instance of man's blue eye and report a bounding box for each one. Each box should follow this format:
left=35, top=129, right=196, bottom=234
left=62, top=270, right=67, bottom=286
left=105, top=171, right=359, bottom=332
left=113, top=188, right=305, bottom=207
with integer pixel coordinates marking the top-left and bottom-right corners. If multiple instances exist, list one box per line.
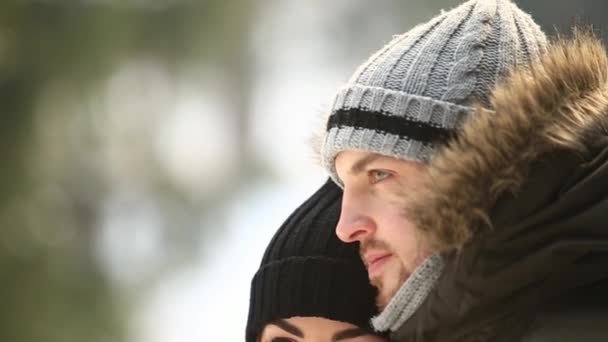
left=370, top=170, right=390, bottom=183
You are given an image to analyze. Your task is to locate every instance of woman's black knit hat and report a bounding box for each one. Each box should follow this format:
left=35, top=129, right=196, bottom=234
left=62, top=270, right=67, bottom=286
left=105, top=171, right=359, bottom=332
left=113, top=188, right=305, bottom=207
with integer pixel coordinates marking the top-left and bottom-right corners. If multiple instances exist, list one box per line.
left=245, top=179, right=378, bottom=341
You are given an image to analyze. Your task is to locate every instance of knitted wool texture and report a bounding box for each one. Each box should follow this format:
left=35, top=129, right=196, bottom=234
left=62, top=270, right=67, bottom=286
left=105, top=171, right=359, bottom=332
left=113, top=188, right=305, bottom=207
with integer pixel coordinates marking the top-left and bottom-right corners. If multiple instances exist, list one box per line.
left=245, top=180, right=378, bottom=341
left=321, top=0, right=547, bottom=185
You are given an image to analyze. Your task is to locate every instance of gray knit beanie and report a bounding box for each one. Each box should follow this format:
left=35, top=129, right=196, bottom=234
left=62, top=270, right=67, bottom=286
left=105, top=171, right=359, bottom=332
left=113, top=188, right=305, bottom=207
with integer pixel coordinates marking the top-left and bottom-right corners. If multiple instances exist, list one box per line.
left=321, top=0, right=547, bottom=184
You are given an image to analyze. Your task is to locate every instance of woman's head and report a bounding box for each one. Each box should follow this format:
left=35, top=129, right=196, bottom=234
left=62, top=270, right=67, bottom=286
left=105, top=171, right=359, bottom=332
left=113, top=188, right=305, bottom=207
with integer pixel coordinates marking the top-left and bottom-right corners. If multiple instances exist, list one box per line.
left=246, top=180, right=385, bottom=342
left=258, top=316, right=386, bottom=342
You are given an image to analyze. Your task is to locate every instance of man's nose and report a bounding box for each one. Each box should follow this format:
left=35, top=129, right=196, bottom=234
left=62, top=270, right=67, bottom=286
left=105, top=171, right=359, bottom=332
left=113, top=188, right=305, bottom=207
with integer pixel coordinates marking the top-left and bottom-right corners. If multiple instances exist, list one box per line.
left=335, top=187, right=375, bottom=243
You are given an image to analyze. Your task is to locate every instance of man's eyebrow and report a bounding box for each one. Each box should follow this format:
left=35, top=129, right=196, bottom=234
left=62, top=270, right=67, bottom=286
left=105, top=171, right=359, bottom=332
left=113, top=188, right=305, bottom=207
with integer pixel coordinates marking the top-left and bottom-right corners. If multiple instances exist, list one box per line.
left=350, top=154, right=383, bottom=175
left=269, top=319, right=304, bottom=338
left=332, top=327, right=368, bottom=341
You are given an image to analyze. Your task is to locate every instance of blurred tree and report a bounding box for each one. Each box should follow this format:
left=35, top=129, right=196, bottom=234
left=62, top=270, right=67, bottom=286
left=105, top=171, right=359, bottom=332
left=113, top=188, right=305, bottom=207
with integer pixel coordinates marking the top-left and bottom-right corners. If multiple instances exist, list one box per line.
left=0, top=0, right=255, bottom=341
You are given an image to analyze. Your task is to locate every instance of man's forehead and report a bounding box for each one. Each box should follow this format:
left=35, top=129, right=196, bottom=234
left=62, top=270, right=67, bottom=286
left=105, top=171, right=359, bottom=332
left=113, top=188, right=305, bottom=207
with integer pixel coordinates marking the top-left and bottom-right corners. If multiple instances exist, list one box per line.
left=335, top=150, right=424, bottom=176
left=336, top=151, right=390, bottom=173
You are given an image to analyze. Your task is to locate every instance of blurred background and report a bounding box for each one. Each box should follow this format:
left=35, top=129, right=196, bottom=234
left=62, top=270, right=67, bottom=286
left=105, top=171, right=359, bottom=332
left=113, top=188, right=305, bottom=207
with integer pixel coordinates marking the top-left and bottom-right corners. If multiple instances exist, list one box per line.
left=1, top=1, right=606, bottom=341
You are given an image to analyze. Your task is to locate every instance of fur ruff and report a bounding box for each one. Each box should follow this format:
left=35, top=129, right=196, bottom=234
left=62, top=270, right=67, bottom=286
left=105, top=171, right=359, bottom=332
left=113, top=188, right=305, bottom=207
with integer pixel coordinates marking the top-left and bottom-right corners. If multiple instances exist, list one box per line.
left=410, top=32, right=608, bottom=251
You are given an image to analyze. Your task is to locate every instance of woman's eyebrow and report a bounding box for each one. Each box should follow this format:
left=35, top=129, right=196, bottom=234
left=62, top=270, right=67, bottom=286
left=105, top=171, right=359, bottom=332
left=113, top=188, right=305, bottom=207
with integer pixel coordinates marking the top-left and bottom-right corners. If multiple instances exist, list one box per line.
left=332, top=327, right=368, bottom=341
left=269, top=319, right=304, bottom=338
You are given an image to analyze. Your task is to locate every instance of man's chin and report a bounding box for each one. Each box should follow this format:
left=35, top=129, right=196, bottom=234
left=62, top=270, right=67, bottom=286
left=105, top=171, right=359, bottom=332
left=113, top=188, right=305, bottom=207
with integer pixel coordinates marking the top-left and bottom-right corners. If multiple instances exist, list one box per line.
left=370, top=268, right=408, bottom=310
left=376, top=290, right=392, bottom=310
left=371, top=276, right=398, bottom=310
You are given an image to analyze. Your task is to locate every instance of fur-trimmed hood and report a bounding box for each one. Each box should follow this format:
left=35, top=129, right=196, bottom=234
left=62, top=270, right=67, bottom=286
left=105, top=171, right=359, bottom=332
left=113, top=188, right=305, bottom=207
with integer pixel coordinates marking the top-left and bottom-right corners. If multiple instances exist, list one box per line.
left=411, top=32, right=608, bottom=251
left=393, top=32, right=608, bottom=342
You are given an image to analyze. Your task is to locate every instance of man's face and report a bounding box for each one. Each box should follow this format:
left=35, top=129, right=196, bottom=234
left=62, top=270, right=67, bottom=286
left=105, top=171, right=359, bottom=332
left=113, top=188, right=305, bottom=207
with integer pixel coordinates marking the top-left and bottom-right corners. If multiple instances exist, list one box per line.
left=335, top=150, right=432, bottom=309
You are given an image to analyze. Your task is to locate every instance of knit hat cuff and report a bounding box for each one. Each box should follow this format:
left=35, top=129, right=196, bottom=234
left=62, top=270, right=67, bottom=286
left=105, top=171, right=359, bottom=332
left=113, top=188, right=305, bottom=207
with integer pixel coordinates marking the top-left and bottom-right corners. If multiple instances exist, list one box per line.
left=322, top=127, right=435, bottom=187
left=331, top=85, right=471, bottom=127
left=322, top=85, right=472, bottom=185
left=246, top=256, right=376, bottom=342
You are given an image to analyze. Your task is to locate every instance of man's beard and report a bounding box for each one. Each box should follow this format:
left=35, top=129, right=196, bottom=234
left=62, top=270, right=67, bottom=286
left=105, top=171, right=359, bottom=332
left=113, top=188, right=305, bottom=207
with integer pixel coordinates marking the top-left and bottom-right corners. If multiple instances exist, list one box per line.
left=370, top=262, right=408, bottom=310
left=360, top=238, right=407, bottom=310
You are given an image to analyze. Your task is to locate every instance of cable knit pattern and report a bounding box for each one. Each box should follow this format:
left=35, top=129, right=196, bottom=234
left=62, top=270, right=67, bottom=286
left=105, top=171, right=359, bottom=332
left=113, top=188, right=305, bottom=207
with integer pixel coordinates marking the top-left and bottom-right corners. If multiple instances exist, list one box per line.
left=441, top=0, right=494, bottom=102
left=321, top=0, right=547, bottom=185
left=371, top=253, right=445, bottom=332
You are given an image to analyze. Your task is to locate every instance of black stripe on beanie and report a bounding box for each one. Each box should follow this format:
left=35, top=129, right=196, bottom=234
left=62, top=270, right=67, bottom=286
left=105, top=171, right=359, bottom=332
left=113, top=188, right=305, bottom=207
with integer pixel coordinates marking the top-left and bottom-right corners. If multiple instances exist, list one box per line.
left=327, top=108, right=454, bottom=144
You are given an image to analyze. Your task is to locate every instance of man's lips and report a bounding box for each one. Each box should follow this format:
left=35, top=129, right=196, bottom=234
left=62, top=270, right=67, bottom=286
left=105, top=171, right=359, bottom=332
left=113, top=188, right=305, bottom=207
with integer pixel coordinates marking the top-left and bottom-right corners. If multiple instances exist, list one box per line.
left=363, top=252, right=392, bottom=277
